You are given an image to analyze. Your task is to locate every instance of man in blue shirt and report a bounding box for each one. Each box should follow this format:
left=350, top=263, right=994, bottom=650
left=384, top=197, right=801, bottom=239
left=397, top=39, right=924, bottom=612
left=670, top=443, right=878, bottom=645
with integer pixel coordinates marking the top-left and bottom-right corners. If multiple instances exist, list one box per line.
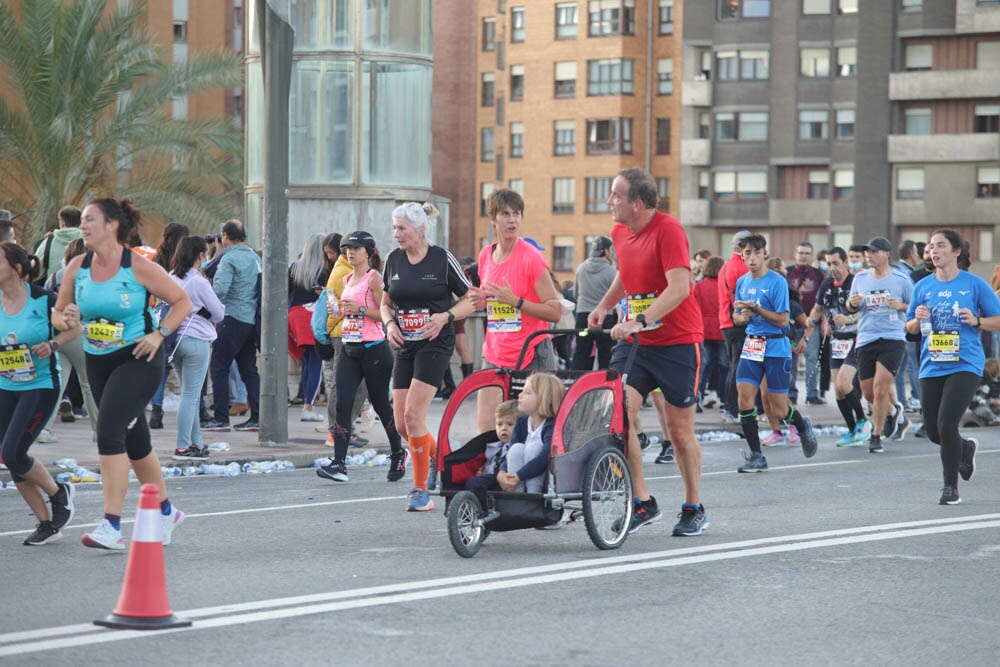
left=733, top=234, right=818, bottom=473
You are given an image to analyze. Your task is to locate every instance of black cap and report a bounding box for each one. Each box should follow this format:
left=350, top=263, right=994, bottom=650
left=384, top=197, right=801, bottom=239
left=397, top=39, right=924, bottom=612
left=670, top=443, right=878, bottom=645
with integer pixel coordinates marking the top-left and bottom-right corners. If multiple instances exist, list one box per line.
left=864, top=237, right=892, bottom=253
left=341, top=230, right=376, bottom=249
left=591, top=236, right=613, bottom=257
left=0, top=209, right=10, bottom=223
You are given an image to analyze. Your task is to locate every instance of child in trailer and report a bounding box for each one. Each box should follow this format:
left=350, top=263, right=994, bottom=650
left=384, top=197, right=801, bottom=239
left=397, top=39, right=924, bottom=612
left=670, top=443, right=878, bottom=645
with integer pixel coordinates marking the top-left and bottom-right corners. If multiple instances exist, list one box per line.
left=497, top=372, right=565, bottom=494
left=464, top=399, right=518, bottom=509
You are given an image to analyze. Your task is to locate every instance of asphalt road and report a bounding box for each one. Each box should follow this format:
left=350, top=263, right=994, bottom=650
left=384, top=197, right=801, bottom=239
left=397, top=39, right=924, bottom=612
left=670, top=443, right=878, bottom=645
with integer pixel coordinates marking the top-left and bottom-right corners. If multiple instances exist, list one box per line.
left=1, top=432, right=998, bottom=666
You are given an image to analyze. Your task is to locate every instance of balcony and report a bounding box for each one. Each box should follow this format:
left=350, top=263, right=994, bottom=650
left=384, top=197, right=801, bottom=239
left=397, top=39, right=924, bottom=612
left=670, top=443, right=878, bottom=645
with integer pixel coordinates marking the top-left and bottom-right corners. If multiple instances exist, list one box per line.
left=888, top=133, right=1000, bottom=163
left=679, top=198, right=710, bottom=225
left=889, top=69, right=1000, bottom=101
left=769, top=199, right=831, bottom=227
left=681, top=79, right=711, bottom=107
left=680, top=139, right=711, bottom=166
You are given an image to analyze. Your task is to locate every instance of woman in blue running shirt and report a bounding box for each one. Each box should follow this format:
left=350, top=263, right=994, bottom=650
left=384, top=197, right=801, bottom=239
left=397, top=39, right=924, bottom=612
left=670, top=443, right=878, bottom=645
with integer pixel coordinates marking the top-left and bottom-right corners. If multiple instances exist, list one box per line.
left=53, top=198, right=192, bottom=550
left=906, top=229, right=1000, bottom=506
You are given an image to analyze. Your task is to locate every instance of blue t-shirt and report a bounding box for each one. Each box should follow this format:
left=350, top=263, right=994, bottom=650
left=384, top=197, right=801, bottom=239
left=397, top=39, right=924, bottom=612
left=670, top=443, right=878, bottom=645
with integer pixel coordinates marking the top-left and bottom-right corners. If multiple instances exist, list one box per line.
left=735, top=270, right=791, bottom=358
left=0, top=283, right=60, bottom=392
left=848, top=269, right=914, bottom=347
left=906, top=271, right=1000, bottom=379
left=75, top=250, right=154, bottom=355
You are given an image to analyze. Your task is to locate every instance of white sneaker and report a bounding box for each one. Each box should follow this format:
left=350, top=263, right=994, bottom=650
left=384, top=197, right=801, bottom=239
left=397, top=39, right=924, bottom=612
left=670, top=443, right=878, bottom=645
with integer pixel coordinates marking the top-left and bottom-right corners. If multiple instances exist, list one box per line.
left=36, top=429, right=57, bottom=444
left=702, top=390, right=719, bottom=409
left=300, top=407, right=325, bottom=422
left=82, top=519, right=125, bottom=550
left=906, top=397, right=922, bottom=412
left=356, top=401, right=376, bottom=434
left=162, top=507, right=184, bottom=546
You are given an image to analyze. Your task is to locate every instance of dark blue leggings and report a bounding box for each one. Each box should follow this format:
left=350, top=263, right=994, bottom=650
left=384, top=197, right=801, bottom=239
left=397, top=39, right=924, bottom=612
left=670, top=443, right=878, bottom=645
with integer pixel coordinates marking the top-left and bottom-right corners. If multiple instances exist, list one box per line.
left=0, top=388, right=59, bottom=482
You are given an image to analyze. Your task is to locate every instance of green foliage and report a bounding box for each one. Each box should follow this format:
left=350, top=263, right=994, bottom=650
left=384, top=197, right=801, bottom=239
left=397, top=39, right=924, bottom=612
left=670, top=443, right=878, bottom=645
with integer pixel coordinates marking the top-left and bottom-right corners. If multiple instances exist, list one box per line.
left=0, top=0, right=244, bottom=241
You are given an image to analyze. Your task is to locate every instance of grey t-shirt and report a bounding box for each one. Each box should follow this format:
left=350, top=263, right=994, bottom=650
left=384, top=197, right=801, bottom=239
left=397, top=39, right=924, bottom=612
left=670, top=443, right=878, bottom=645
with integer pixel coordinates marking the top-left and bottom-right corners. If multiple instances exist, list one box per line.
left=848, top=268, right=914, bottom=347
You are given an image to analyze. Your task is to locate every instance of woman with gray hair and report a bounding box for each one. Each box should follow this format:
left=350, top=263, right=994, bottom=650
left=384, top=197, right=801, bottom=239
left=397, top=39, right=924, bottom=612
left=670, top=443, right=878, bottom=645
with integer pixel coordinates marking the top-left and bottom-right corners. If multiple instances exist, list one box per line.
left=288, top=233, right=331, bottom=421
left=381, top=202, right=476, bottom=511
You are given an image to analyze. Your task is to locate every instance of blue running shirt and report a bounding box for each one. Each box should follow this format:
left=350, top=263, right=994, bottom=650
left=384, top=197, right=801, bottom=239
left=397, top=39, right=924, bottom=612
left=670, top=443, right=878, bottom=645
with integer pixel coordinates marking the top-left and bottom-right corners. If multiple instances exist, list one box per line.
left=735, top=270, right=791, bottom=358
left=74, top=249, right=154, bottom=355
left=0, top=283, right=60, bottom=391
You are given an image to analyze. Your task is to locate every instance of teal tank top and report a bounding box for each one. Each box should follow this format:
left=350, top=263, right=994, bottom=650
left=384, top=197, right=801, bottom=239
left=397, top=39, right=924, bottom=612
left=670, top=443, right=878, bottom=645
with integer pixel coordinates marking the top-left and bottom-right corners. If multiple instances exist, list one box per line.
left=0, top=283, right=60, bottom=391
left=75, top=249, right=154, bottom=355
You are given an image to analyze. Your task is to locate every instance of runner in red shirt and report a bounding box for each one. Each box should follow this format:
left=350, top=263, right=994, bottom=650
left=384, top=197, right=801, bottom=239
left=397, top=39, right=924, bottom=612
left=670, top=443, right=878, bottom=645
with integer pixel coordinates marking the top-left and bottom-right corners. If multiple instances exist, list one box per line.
left=588, top=169, right=708, bottom=537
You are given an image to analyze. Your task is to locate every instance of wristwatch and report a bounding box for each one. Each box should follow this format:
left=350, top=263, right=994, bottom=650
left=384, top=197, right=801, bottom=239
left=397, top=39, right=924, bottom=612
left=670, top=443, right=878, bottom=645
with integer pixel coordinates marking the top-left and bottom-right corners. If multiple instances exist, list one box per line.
left=158, top=325, right=171, bottom=337
left=358, top=306, right=367, bottom=315
left=48, top=340, right=60, bottom=353
left=635, top=313, right=647, bottom=327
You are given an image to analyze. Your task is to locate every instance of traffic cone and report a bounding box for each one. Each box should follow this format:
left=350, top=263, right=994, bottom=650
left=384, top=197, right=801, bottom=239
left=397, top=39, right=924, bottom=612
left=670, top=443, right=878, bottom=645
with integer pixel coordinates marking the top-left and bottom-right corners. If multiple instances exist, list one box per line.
left=94, top=484, right=191, bottom=630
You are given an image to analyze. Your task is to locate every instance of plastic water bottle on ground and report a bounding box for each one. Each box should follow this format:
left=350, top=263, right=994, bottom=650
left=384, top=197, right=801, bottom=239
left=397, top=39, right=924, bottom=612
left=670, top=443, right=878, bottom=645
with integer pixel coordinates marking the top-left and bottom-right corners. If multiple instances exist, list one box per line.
left=54, top=458, right=77, bottom=469
left=56, top=472, right=72, bottom=484
left=224, top=462, right=241, bottom=477
left=368, top=454, right=389, bottom=467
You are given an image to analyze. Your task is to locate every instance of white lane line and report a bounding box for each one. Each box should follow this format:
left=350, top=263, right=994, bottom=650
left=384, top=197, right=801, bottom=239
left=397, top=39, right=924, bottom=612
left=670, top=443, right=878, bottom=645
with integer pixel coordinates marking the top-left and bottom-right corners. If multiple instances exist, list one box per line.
left=1, top=514, right=998, bottom=656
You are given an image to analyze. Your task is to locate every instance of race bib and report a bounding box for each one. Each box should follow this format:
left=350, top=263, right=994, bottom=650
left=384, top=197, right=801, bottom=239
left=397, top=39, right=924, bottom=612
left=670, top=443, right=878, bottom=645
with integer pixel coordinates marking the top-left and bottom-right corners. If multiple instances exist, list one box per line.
left=740, top=336, right=767, bottom=362
left=0, top=344, right=36, bottom=382
left=625, top=293, right=661, bottom=331
left=928, top=330, right=959, bottom=363
left=486, top=299, right=522, bottom=333
left=84, top=318, right=125, bottom=351
left=341, top=314, right=364, bottom=343
left=398, top=309, right=430, bottom=341
left=831, top=338, right=854, bottom=360
left=864, top=290, right=890, bottom=310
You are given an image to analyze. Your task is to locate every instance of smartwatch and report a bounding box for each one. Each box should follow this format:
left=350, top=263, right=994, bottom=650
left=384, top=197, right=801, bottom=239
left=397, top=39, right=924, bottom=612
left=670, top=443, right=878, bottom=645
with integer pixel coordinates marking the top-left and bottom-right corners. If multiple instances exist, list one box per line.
left=158, top=325, right=171, bottom=337
left=358, top=306, right=367, bottom=315
left=635, top=313, right=647, bottom=327
left=447, top=310, right=455, bottom=324
left=48, top=340, right=60, bottom=353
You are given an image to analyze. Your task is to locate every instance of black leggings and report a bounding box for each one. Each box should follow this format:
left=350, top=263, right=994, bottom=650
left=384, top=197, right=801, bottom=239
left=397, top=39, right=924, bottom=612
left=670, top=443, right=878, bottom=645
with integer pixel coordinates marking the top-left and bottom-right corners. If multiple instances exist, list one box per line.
left=0, top=388, right=59, bottom=482
left=920, top=371, right=980, bottom=486
left=333, top=341, right=401, bottom=463
left=87, top=345, right=164, bottom=458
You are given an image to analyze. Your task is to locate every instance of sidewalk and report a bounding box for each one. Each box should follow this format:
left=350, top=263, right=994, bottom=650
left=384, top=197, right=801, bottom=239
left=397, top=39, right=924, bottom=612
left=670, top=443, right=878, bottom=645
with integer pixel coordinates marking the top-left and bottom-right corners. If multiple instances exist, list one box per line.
left=6, top=395, right=852, bottom=478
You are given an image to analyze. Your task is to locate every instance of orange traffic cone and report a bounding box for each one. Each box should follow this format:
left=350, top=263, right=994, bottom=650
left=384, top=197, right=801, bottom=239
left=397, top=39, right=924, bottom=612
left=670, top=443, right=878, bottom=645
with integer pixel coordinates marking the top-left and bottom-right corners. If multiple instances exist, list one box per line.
left=94, top=484, right=191, bottom=630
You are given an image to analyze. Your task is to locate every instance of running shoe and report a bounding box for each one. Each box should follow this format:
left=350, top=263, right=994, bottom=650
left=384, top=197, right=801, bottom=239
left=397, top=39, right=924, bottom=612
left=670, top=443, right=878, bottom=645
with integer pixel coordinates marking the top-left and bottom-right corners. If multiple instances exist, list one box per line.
left=906, top=397, right=922, bottom=413
left=58, top=398, right=75, bottom=422
left=883, top=402, right=903, bottom=438
left=317, top=460, right=348, bottom=482
left=655, top=442, right=674, bottom=464
left=173, top=445, right=210, bottom=461
left=36, top=428, right=57, bottom=443
left=23, top=521, right=61, bottom=546
left=854, top=419, right=873, bottom=443
left=387, top=449, right=408, bottom=482
left=162, top=506, right=184, bottom=546
left=702, top=390, right=718, bottom=409
left=627, top=496, right=661, bottom=534
left=228, top=401, right=250, bottom=416
left=960, top=437, right=977, bottom=482
left=806, top=396, right=825, bottom=406
left=787, top=425, right=800, bottom=444
left=349, top=436, right=369, bottom=448
left=868, top=435, right=884, bottom=454
left=738, top=451, right=768, bottom=473
left=49, top=481, right=75, bottom=530
left=325, top=432, right=334, bottom=447
left=672, top=504, right=709, bottom=537
left=891, top=413, right=911, bottom=441
left=637, top=432, right=651, bottom=451
left=300, top=407, right=325, bottom=422
left=761, top=431, right=785, bottom=447
left=82, top=519, right=125, bottom=550
left=836, top=430, right=856, bottom=447
left=72, top=406, right=88, bottom=419
left=201, top=419, right=231, bottom=432
left=407, top=488, right=434, bottom=512
left=799, top=416, right=818, bottom=458
left=939, top=485, right=961, bottom=505
left=721, top=410, right=740, bottom=425
left=426, top=454, right=437, bottom=490
left=234, top=419, right=260, bottom=432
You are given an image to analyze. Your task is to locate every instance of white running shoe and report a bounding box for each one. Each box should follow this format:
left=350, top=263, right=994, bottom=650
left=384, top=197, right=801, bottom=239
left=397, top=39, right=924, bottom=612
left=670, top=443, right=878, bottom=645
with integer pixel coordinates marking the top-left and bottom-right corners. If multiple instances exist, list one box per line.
left=162, top=507, right=185, bottom=546
left=300, top=407, right=325, bottom=422
left=82, top=519, right=125, bottom=550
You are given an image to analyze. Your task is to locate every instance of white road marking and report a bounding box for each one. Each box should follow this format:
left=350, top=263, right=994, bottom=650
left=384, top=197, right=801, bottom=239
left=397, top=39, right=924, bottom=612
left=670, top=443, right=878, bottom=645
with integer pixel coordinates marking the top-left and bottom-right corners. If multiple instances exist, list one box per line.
left=1, top=514, right=998, bottom=657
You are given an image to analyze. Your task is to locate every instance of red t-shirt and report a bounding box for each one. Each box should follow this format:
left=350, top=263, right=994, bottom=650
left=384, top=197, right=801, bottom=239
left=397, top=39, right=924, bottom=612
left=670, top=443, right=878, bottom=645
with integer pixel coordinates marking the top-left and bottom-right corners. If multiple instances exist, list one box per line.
left=478, top=238, right=552, bottom=368
left=611, top=211, right=703, bottom=347
left=718, top=251, right=749, bottom=330
left=693, top=277, right=723, bottom=341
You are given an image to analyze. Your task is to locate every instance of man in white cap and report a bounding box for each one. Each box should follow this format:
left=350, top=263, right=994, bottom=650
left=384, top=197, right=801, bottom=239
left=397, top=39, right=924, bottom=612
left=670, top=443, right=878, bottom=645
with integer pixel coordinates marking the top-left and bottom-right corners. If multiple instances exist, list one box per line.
left=718, top=230, right=752, bottom=422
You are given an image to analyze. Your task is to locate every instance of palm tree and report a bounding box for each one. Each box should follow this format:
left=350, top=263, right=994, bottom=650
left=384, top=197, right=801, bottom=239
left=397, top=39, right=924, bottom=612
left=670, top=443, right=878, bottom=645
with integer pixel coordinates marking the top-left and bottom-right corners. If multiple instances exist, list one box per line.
left=0, top=0, right=243, bottom=241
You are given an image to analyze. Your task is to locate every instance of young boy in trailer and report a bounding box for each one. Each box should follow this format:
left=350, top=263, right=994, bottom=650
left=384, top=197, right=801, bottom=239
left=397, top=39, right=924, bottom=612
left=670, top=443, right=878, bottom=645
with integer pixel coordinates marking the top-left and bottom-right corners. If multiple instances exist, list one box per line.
left=464, top=400, right=518, bottom=511
left=732, top=234, right=819, bottom=472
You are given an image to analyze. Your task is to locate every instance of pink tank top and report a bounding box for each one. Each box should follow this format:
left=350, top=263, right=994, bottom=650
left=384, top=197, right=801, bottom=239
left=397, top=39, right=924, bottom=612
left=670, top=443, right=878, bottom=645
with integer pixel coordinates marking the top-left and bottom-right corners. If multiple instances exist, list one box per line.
left=340, top=269, right=384, bottom=343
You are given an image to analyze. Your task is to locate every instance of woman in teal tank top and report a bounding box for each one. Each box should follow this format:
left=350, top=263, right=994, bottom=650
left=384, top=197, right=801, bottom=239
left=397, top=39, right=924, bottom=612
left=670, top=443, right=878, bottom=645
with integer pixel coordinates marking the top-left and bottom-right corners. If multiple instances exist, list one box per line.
left=53, top=198, right=193, bottom=551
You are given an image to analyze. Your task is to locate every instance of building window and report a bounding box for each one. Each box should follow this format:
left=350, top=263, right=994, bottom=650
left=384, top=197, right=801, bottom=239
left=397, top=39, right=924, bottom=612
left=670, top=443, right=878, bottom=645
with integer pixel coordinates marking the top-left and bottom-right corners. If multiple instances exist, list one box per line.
left=714, top=171, right=768, bottom=200
left=481, top=73, right=495, bottom=107
left=510, top=65, right=525, bottom=101
left=511, top=7, right=525, bottom=43
left=510, top=122, right=524, bottom=158
left=901, top=0, right=923, bottom=11
left=905, top=44, right=932, bottom=71
left=554, top=61, right=577, bottom=98
left=552, top=236, right=575, bottom=272
left=978, top=0, right=1000, bottom=6
left=716, top=113, right=736, bottom=140
left=509, top=178, right=524, bottom=195
left=905, top=107, right=932, bottom=134
left=834, top=169, right=854, bottom=199
left=586, top=178, right=612, bottom=213
left=656, top=177, right=671, bottom=212
left=554, top=119, right=576, bottom=155
left=719, top=0, right=771, bottom=19
left=553, top=177, right=575, bottom=213
left=657, top=59, right=673, bottom=95
left=799, top=110, right=829, bottom=139
left=803, top=0, right=830, bottom=14
left=587, top=118, right=632, bottom=154
left=173, top=21, right=188, bottom=43
left=837, top=47, right=856, bottom=77
left=481, top=128, right=494, bottom=162
left=656, top=118, right=671, bottom=154
left=801, top=48, right=831, bottom=77
left=718, top=112, right=768, bottom=141
left=699, top=112, right=712, bottom=139
left=897, top=168, right=925, bottom=199
left=698, top=171, right=710, bottom=199
left=716, top=51, right=738, bottom=80
left=979, top=167, right=1000, bottom=197
left=808, top=170, right=830, bottom=199
left=836, top=109, right=855, bottom=139
left=978, top=41, right=1000, bottom=69
left=979, top=230, right=993, bottom=262
left=482, top=18, right=496, bottom=51
left=588, top=0, right=635, bottom=37
left=975, top=105, right=1000, bottom=132
left=481, top=182, right=496, bottom=216
left=587, top=58, right=634, bottom=96
left=740, top=50, right=770, bottom=79
left=555, top=3, right=578, bottom=39
left=658, top=0, right=674, bottom=34
left=838, top=0, right=858, bottom=13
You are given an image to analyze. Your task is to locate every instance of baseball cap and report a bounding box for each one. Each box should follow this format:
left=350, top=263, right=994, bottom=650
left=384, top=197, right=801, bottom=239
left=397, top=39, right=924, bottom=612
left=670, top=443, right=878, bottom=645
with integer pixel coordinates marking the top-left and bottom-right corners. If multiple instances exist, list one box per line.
left=523, top=237, right=546, bottom=252
left=341, top=230, right=376, bottom=249
left=0, top=209, right=11, bottom=223
left=731, top=229, right=752, bottom=249
left=864, top=237, right=892, bottom=253
left=591, top=236, right=613, bottom=257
